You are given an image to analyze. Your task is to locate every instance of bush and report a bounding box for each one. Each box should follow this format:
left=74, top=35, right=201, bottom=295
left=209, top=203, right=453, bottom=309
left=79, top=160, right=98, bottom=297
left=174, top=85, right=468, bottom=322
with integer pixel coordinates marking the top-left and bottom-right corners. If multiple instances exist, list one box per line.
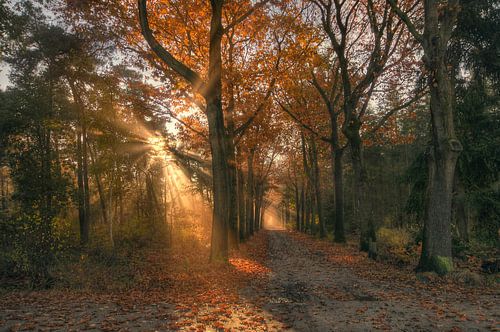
left=377, top=227, right=411, bottom=248
left=0, top=214, right=56, bottom=288
left=53, top=244, right=138, bottom=291
left=376, top=227, right=414, bottom=266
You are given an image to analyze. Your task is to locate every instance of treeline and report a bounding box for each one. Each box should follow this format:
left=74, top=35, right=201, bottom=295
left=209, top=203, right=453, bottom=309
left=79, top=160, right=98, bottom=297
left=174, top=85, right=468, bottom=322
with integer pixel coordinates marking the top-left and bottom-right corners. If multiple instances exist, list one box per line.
left=0, top=3, right=174, bottom=286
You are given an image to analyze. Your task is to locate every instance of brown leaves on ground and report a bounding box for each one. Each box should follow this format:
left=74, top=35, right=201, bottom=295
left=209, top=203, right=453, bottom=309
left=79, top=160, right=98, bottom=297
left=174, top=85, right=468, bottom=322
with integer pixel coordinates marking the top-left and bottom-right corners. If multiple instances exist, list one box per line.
left=287, top=231, right=497, bottom=297
left=0, top=230, right=274, bottom=331
left=1, top=229, right=499, bottom=331
left=285, top=231, right=499, bottom=330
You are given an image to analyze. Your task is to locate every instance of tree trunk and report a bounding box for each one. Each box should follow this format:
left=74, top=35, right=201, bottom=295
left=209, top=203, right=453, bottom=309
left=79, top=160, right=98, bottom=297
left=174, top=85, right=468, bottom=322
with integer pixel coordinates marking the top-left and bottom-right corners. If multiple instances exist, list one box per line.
left=329, top=110, right=346, bottom=242
left=108, top=167, right=115, bottom=248
left=43, top=128, right=53, bottom=223
left=76, top=130, right=88, bottom=245
left=89, top=142, right=108, bottom=226
left=345, top=118, right=376, bottom=256
left=207, top=0, right=232, bottom=262
left=70, top=80, right=89, bottom=246
left=138, top=0, right=233, bottom=262
left=285, top=196, right=290, bottom=225
left=82, top=123, right=91, bottom=232
left=0, top=169, right=6, bottom=210
left=254, top=184, right=262, bottom=232
left=302, top=190, right=308, bottom=234
left=333, top=146, right=345, bottom=242
left=418, top=63, right=461, bottom=272
left=225, top=125, right=238, bottom=247
left=246, top=150, right=255, bottom=236
left=294, top=182, right=300, bottom=231
left=237, top=164, right=246, bottom=241
left=417, top=0, right=462, bottom=274
left=310, top=138, right=325, bottom=237
left=300, top=182, right=305, bottom=232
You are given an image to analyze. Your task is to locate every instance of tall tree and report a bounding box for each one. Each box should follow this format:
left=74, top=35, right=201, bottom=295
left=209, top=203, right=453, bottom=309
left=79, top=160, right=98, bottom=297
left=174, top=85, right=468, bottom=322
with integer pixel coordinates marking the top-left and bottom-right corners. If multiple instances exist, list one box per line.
left=311, top=0, right=416, bottom=253
left=138, top=0, right=271, bottom=261
left=388, top=0, right=462, bottom=273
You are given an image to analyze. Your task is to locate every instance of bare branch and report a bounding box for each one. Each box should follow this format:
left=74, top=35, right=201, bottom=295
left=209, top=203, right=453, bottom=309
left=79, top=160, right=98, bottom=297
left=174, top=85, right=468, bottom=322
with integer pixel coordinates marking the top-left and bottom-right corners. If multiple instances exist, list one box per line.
left=365, top=87, right=427, bottom=137
left=156, top=103, right=209, bottom=140
left=386, top=0, right=423, bottom=44
left=278, top=101, right=331, bottom=144
left=310, top=71, right=334, bottom=115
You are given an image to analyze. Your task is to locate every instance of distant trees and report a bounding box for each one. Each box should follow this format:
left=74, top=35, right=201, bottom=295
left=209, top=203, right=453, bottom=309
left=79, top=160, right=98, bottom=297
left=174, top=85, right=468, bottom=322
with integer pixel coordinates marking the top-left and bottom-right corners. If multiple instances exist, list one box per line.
left=452, top=0, right=499, bottom=247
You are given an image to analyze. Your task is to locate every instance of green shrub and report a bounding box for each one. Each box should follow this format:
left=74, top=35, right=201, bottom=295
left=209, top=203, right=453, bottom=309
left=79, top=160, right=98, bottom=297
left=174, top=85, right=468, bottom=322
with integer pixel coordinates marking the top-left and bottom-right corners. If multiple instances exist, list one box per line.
left=377, top=227, right=412, bottom=249
left=376, top=227, right=414, bottom=265
left=4, top=214, right=56, bottom=288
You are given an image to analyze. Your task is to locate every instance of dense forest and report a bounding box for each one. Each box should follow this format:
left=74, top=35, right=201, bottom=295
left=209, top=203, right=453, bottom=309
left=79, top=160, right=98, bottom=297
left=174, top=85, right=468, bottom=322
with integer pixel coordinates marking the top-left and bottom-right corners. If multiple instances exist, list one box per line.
left=0, top=0, right=498, bottom=330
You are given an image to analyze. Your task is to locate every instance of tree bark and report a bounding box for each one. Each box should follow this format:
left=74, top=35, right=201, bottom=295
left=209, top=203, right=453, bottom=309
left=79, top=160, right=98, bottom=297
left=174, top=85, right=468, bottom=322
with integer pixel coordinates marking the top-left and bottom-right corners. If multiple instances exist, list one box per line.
left=305, top=190, right=312, bottom=234
left=300, top=182, right=305, bottom=232
left=345, top=117, right=376, bottom=256
left=309, top=138, right=325, bottom=237
left=82, top=122, right=91, bottom=231
left=333, top=146, right=345, bottom=242
left=237, top=162, right=246, bottom=240
left=206, top=0, right=230, bottom=262
left=138, top=0, right=233, bottom=262
left=76, top=130, right=88, bottom=245
left=246, top=149, right=255, bottom=236
left=419, top=0, right=462, bottom=273
left=0, top=169, right=6, bottom=210
left=294, top=182, right=300, bottom=231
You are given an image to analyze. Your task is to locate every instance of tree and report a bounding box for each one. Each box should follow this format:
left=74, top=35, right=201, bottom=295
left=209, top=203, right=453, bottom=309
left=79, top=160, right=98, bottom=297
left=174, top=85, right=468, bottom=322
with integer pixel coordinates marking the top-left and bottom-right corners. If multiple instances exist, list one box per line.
left=0, top=5, right=77, bottom=284
left=388, top=0, right=463, bottom=274
left=309, top=0, right=419, bottom=253
left=138, top=0, right=273, bottom=262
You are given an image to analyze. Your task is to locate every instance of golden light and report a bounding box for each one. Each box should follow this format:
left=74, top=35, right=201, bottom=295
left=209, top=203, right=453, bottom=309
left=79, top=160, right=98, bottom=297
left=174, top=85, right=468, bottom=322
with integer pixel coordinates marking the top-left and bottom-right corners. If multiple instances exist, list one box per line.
left=147, top=135, right=167, bottom=159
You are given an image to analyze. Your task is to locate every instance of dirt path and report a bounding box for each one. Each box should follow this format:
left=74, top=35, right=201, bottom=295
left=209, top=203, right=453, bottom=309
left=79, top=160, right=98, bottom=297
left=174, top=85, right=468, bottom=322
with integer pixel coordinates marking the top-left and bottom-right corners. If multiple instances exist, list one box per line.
left=252, top=230, right=499, bottom=331
left=1, top=229, right=498, bottom=331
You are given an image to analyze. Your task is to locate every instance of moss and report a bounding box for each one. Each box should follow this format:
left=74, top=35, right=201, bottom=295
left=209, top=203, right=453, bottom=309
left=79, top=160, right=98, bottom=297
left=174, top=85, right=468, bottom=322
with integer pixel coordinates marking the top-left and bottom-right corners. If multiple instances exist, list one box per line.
left=431, top=255, right=454, bottom=275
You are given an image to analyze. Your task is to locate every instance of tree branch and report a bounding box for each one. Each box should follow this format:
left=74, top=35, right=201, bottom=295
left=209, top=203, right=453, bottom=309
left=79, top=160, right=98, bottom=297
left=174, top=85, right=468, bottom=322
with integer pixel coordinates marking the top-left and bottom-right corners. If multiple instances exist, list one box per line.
left=310, top=71, right=334, bottom=115
left=138, top=0, right=206, bottom=93
left=365, top=87, right=427, bottom=137
left=223, top=0, right=271, bottom=33
left=234, top=78, right=276, bottom=140
left=278, top=101, right=331, bottom=144
left=386, top=0, right=423, bottom=44
left=156, top=102, right=208, bottom=140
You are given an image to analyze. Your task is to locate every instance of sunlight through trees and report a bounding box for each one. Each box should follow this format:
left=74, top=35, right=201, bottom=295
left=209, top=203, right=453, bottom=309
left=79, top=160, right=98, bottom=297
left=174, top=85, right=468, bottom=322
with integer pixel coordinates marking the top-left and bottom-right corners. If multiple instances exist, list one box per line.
left=0, top=0, right=498, bottom=330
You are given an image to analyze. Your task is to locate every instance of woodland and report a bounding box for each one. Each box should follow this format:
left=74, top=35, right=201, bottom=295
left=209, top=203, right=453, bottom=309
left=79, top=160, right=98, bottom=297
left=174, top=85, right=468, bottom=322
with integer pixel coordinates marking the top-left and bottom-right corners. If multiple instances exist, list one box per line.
left=0, top=0, right=499, bottom=331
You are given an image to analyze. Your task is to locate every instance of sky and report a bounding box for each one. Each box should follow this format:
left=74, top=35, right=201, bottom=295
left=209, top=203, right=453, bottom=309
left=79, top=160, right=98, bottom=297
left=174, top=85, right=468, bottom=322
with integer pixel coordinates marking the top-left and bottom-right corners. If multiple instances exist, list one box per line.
left=0, top=64, right=10, bottom=89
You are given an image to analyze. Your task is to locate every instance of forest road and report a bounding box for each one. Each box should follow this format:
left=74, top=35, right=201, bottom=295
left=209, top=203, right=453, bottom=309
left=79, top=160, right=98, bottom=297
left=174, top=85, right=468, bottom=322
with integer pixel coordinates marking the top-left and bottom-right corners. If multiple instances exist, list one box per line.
left=249, top=230, right=499, bottom=332
left=0, top=229, right=498, bottom=332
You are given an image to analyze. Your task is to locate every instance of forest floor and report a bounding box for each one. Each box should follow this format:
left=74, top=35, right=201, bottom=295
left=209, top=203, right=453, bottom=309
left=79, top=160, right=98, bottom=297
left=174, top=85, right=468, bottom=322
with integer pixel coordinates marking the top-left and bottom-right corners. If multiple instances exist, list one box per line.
left=0, top=227, right=499, bottom=331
